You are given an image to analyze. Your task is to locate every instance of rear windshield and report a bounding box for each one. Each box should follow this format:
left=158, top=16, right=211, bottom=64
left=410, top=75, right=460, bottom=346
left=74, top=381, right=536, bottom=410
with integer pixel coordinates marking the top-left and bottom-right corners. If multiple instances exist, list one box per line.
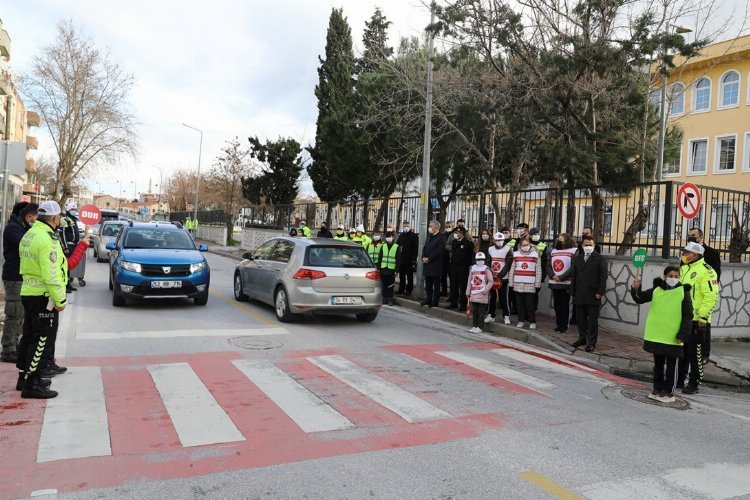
left=305, top=245, right=372, bottom=268
left=124, top=229, right=195, bottom=250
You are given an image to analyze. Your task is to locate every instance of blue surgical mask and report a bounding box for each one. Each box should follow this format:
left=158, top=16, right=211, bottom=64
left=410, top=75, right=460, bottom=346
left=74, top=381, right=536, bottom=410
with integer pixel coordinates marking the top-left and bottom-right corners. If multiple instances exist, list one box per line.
left=69, top=210, right=78, bottom=217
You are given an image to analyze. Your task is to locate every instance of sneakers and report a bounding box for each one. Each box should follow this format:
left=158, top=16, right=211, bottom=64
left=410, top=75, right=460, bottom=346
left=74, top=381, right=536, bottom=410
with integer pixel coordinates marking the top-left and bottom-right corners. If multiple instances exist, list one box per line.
left=484, top=315, right=494, bottom=324
left=647, top=391, right=661, bottom=401
left=516, top=322, right=524, bottom=328
left=469, top=327, right=482, bottom=334
left=658, top=393, right=676, bottom=404
left=49, top=361, right=68, bottom=374
left=529, top=323, right=536, bottom=330
left=503, top=316, right=511, bottom=325
left=682, top=384, right=699, bottom=395
left=38, top=367, right=59, bottom=378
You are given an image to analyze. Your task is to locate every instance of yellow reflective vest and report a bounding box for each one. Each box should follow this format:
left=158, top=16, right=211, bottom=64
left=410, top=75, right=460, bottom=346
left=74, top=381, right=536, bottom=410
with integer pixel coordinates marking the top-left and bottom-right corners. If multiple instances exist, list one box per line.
left=19, top=221, right=68, bottom=307
left=379, top=243, right=399, bottom=270
left=680, top=257, right=719, bottom=323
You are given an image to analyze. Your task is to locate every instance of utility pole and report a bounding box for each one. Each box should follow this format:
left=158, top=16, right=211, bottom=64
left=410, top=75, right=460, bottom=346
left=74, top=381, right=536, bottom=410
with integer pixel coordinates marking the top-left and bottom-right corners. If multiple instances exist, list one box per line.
left=182, top=123, right=203, bottom=224
left=415, top=3, right=436, bottom=300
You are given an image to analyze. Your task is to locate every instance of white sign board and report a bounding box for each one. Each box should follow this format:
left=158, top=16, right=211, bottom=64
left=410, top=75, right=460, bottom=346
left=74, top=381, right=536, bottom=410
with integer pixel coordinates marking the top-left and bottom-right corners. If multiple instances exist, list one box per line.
left=0, top=141, right=28, bottom=176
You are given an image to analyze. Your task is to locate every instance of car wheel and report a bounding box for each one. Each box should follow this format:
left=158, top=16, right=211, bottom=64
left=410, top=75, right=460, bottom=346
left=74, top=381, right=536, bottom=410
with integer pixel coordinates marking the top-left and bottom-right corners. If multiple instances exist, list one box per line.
left=274, top=287, right=295, bottom=323
left=194, top=290, right=209, bottom=306
left=233, top=273, right=248, bottom=302
left=112, top=277, right=126, bottom=307
left=108, top=273, right=113, bottom=291
left=93, top=247, right=98, bottom=259
left=356, top=312, right=378, bottom=323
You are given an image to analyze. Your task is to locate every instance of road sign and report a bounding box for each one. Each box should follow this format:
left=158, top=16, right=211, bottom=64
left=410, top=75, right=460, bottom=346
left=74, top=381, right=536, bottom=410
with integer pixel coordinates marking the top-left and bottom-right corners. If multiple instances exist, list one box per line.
left=677, top=183, right=701, bottom=220
left=78, top=204, right=102, bottom=226
left=632, top=248, right=648, bottom=268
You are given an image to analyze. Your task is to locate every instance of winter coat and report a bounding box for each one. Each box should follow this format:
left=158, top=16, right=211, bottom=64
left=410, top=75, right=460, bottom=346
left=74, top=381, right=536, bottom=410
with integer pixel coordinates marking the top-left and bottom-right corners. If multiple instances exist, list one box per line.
left=631, top=278, right=692, bottom=357
left=570, top=252, right=607, bottom=306
left=450, top=237, right=474, bottom=266
left=396, top=230, right=419, bottom=266
left=2, top=214, right=30, bottom=282
left=421, top=232, right=446, bottom=277
left=316, top=228, right=333, bottom=238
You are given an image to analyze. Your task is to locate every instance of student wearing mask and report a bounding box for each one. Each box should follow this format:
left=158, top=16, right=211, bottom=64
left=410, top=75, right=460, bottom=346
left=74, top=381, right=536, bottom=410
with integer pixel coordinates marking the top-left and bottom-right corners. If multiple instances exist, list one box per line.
left=333, top=225, right=348, bottom=241
left=685, top=227, right=720, bottom=365
left=507, top=223, right=529, bottom=251
left=356, top=224, right=371, bottom=248
left=547, top=233, right=577, bottom=334
left=441, top=221, right=454, bottom=297
left=348, top=228, right=359, bottom=243
left=508, top=237, right=541, bottom=329
left=317, top=222, right=333, bottom=238
left=631, top=266, right=692, bottom=404
left=486, top=232, right=512, bottom=325
left=420, top=221, right=446, bottom=308
left=367, top=233, right=383, bottom=267
left=529, top=227, right=548, bottom=310
left=396, top=221, right=419, bottom=296
left=474, top=228, right=492, bottom=256
left=466, top=252, right=494, bottom=333
left=447, top=227, right=474, bottom=311
left=379, top=231, right=400, bottom=306
left=570, top=235, right=608, bottom=352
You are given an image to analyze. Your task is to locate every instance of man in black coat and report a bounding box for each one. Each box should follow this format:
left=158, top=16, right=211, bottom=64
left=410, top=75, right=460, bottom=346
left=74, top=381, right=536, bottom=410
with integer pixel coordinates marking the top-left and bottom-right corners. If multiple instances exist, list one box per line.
left=570, top=235, right=608, bottom=351
left=686, top=227, right=721, bottom=363
left=396, top=220, right=419, bottom=296
left=1, top=202, right=39, bottom=362
left=447, top=226, right=474, bottom=311
left=316, top=222, right=333, bottom=238
left=420, top=220, right=446, bottom=308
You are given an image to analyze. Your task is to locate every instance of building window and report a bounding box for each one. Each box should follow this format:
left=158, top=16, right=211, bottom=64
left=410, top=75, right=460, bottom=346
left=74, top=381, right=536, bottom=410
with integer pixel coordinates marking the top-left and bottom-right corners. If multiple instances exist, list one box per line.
left=720, top=71, right=740, bottom=108
left=693, top=77, right=711, bottom=112
left=664, top=139, right=682, bottom=175
left=715, top=136, right=736, bottom=172
left=744, top=133, right=750, bottom=172
left=670, top=83, right=685, bottom=115
left=688, top=139, right=708, bottom=173
left=649, top=89, right=661, bottom=113
left=710, top=203, right=732, bottom=241
left=582, top=205, right=612, bottom=236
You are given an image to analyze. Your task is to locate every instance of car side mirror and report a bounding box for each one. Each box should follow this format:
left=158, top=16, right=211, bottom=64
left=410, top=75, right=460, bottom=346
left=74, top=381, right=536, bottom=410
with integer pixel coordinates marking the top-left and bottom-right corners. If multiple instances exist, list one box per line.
left=199, top=245, right=208, bottom=252
left=106, top=242, right=116, bottom=251
left=242, top=252, right=252, bottom=260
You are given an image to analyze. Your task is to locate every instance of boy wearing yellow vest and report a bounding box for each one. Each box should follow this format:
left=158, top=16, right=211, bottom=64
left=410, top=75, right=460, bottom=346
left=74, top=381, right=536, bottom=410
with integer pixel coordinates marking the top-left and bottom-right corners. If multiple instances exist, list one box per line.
left=379, top=231, right=399, bottom=306
left=631, top=265, right=693, bottom=403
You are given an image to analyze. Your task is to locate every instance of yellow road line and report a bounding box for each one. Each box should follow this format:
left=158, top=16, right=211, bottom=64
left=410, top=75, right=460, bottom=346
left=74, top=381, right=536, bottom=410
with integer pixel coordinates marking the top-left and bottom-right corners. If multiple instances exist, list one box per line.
left=210, top=289, right=279, bottom=328
left=520, top=472, right=583, bottom=500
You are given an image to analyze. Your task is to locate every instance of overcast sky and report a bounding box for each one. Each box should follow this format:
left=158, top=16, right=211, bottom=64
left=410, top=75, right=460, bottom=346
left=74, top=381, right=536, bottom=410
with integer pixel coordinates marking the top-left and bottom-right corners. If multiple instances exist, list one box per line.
left=2, top=0, right=431, bottom=198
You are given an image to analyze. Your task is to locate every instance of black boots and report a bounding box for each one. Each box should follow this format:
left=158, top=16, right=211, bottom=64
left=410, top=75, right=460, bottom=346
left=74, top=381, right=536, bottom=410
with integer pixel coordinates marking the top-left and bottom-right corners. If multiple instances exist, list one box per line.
left=19, top=373, right=57, bottom=398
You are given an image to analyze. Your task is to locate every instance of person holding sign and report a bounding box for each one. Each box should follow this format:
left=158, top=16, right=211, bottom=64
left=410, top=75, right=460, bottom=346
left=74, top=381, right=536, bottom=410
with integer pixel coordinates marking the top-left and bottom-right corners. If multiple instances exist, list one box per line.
left=630, top=266, right=693, bottom=404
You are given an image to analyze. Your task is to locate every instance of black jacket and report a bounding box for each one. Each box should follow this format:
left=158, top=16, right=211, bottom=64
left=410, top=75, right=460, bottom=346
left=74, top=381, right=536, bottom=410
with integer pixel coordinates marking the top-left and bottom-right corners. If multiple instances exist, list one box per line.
left=396, top=230, right=419, bottom=265
left=316, top=229, right=333, bottom=238
left=2, top=215, right=30, bottom=282
left=421, top=232, right=446, bottom=277
left=570, top=252, right=608, bottom=306
left=631, top=278, right=692, bottom=357
left=62, top=212, right=81, bottom=252
left=450, top=237, right=474, bottom=266
left=702, top=244, right=721, bottom=279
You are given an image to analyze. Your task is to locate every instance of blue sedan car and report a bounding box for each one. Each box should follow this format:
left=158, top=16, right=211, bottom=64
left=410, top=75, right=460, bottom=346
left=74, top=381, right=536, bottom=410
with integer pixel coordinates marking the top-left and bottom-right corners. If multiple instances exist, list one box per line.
left=107, top=222, right=210, bottom=306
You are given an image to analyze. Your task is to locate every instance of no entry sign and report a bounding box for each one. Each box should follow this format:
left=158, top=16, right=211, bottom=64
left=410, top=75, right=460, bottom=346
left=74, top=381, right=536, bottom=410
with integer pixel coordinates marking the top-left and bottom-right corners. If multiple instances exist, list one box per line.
left=78, top=204, right=102, bottom=226
left=677, top=183, right=701, bottom=220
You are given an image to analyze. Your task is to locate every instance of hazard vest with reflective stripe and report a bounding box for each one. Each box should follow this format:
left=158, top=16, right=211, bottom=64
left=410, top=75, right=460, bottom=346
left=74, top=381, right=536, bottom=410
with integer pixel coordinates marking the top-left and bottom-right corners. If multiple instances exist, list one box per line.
left=511, top=251, right=538, bottom=284
left=368, top=242, right=382, bottom=265
left=20, top=221, right=68, bottom=307
left=550, top=248, right=576, bottom=285
left=644, top=286, right=685, bottom=346
left=379, top=243, right=399, bottom=270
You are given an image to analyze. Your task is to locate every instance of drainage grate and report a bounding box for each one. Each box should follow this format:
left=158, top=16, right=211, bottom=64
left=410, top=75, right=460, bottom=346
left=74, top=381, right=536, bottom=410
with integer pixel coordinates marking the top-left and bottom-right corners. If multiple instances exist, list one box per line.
left=620, top=387, right=690, bottom=410
left=227, top=337, right=284, bottom=350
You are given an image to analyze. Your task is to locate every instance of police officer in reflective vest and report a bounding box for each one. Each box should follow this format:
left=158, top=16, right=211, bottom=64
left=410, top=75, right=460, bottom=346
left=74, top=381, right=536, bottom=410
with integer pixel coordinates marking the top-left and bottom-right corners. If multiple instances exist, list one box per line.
left=334, top=225, right=348, bottom=241
left=379, top=231, right=400, bottom=306
left=367, top=233, right=383, bottom=266
left=16, top=201, right=68, bottom=399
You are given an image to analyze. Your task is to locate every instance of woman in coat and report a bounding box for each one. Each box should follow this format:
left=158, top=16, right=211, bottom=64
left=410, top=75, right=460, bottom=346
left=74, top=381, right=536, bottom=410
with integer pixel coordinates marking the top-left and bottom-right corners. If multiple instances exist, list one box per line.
left=631, top=265, right=692, bottom=403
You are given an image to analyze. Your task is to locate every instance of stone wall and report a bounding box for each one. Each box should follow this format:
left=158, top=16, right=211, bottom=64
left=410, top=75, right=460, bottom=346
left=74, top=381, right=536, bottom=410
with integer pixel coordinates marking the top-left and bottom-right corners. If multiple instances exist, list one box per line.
left=196, top=224, right=228, bottom=246
left=537, top=256, right=750, bottom=340
left=241, top=227, right=286, bottom=251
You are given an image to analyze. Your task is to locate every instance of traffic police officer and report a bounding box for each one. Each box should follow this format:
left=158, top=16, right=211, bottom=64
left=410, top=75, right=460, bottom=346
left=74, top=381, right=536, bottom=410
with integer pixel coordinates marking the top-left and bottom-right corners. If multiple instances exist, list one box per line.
left=16, top=201, right=68, bottom=399
left=298, top=220, right=311, bottom=237
left=334, top=225, right=348, bottom=241
left=677, top=241, right=720, bottom=394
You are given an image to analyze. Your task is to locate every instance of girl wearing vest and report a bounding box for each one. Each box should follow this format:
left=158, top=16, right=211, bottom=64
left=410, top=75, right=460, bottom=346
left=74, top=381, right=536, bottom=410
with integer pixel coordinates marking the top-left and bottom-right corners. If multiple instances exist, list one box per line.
left=379, top=232, right=400, bottom=306
left=508, top=237, right=541, bottom=329
left=630, top=266, right=693, bottom=404
left=367, top=233, right=383, bottom=267
left=465, top=252, right=494, bottom=333
left=547, top=233, right=577, bottom=333
left=486, top=232, right=512, bottom=325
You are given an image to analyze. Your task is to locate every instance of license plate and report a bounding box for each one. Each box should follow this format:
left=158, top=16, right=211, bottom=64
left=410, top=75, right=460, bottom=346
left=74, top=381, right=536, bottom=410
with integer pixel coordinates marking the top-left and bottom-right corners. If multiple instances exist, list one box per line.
left=151, top=281, right=182, bottom=289
left=332, top=296, right=363, bottom=305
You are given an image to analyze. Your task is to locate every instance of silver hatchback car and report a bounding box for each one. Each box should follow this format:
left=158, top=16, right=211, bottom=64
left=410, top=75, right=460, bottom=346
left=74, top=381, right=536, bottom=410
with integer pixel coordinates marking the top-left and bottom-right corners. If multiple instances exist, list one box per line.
left=233, top=237, right=382, bottom=322
left=93, top=220, right=126, bottom=262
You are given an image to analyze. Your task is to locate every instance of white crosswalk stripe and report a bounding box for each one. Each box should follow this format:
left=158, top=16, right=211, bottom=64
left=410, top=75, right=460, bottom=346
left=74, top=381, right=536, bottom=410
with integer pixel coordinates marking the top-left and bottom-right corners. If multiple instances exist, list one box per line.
left=308, top=355, right=451, bottom=423
left=435, top=351, right=556, bottom=391
left=233, top=359, right=355, bottom=433
left=490, top=349, right=605, bottom=382
left=37, top=366, right=112, bottom=463
left=148, top=362, right=244, bottom=447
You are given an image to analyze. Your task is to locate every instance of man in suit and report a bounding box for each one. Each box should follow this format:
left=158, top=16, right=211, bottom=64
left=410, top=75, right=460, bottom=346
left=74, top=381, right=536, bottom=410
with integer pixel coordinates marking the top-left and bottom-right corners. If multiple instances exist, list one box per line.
left=420, top=220, right=446, bottom=308
left=396, top=220, right=419, bottom=296
left=686, top=227, right=721, bottom=364
left=570, top=235, right=608, bottom=352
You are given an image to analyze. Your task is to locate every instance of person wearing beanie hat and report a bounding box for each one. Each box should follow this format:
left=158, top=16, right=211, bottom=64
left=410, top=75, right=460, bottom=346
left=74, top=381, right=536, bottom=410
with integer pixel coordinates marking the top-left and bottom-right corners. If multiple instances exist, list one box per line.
left=466, top=252, right=493, bottom=333
left=486, top=231, right=512, bottom=325
left=334, top=224, right=348, bottom=241
left=379, top=230, right=400, bottom=305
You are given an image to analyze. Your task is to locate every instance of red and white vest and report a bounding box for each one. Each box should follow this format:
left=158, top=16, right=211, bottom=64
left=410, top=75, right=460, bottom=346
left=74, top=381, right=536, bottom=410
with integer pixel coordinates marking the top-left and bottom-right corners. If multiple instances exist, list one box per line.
left=550, top=248, right=576, bottom=285
left=512, top=250, right=539, bottom=284
left=469, top=265, right=491, bottom=295
left=487, top=244, right=511, bottom=277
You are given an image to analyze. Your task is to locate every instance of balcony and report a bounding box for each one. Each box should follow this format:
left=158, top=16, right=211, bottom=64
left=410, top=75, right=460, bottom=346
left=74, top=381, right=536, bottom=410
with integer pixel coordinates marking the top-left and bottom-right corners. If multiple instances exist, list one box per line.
left=0, top=25, right=10, bottom=59
left=26, top=136, right=38, bottom=150
left=26, top=111, right=40, bottom=127
left=25, top=158, right=37, bottom=173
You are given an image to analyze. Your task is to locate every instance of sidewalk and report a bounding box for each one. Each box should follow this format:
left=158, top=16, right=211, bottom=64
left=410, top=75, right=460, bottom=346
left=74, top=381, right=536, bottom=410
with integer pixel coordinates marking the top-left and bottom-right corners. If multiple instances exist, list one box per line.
left=201, top=241, right=750, bottom=389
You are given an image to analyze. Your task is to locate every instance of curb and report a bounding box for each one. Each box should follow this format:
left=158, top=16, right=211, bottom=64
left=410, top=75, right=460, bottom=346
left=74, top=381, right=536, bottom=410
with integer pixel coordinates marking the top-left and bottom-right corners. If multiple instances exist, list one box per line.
left=395, top=297, right=749, bottom=390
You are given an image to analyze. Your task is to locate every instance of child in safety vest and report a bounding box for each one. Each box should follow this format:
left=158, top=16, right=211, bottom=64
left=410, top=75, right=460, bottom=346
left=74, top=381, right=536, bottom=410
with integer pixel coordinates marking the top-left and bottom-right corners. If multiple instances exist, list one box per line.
left=465, top=252, right=493, bottom=334
left=508, top=237, right=541, bottom=329
left=630, top=265, right=693, bottom=404
left=379, top=231, right=399, bottom=306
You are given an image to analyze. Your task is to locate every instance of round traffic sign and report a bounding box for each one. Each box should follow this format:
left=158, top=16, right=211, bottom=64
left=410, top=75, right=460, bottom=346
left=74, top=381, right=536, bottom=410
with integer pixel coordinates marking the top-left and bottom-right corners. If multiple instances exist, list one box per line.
left=677, top=183, right=701, bottom=220
left=78, top=204, right=102, bottom=226
left=632, top=248, right=648, bottom=268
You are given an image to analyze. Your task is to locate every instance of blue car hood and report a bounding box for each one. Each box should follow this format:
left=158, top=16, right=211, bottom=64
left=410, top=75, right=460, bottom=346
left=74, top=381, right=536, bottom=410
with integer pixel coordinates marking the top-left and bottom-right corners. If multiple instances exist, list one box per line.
left=122, top=249, right=204, bottom=265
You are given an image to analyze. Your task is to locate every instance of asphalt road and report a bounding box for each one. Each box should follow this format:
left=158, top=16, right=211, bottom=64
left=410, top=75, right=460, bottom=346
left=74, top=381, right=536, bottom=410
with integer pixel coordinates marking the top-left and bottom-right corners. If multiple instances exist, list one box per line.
left=2, top=251, right=750, bottom=499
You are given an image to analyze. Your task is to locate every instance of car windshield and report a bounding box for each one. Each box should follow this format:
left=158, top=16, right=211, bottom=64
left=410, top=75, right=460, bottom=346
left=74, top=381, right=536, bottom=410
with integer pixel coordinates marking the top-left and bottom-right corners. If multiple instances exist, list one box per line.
left=305, top=245, right=372, bottom=268
left=124, top=229, right=195, bottom=250
left=102, top=223, right=124, bottom=237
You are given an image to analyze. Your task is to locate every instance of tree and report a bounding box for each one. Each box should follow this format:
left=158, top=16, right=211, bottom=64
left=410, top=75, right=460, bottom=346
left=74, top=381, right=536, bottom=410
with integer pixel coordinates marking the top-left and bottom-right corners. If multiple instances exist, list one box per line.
left=205, top=137, right=253, bottom=242
left=163, top=169, right=199, bottom=212
left=242, top=136, right=303, bottom=206
left=21, top=20, right=137, bottom=203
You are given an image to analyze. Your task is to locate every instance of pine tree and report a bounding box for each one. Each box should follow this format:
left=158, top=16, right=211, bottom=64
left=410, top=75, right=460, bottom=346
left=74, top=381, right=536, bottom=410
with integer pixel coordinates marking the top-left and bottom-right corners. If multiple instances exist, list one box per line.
left=242, top=136, right=302, bottom=206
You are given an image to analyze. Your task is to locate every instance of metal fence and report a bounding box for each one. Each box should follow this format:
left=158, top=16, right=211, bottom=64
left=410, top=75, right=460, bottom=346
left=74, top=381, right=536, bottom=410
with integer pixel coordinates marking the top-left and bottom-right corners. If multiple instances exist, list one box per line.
left=169, top=210, right=232, bottom=226
left=237, top=181, right=750, bottom=262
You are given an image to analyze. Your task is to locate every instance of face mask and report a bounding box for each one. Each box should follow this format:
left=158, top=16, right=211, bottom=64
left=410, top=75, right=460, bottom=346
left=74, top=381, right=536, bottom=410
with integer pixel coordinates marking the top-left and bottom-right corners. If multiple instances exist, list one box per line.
left=402, top=227, right=410, bottom=233
left=583, top=246, right=594, bottom=255
left=445, top=227, right=452, bottom=232
left=503, top=233, right=510, bottom=239
left=665, top=277, right=680, bottom=287
left=494, top=240, right=504, bottom=247
left=482, top=234, right=489, bottom=241
left=373, top=235, right=381, bottom=242
left=476, top=260, right=485, bottom=266
left=337, top=231, right=344, bottom=236
left=321, top=226, right=327, bottom=230
left=517, top=230, right=526, bottom=238
left=458, top=224, right=465, bottom=228
left=69, top=210, right=78, bottom=217
left=531, top=235, right=540, bottom=242
left=687, top=236, right=698, bottom=243
left=300, top=223, right=306, bottom=227
left=681, top=255, right=690, bottom=265
left=554, top=241, right=563, bottom=250
left=386, top=237, right=393, bottom=243
left=356, top=232, right=363, bottom=237
left=521, top=245, right=531, bottom=252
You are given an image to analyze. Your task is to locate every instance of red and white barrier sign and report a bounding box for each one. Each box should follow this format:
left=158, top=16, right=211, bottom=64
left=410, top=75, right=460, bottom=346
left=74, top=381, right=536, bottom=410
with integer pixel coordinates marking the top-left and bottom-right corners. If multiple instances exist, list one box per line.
left=78, top=205, right=102, bottom=226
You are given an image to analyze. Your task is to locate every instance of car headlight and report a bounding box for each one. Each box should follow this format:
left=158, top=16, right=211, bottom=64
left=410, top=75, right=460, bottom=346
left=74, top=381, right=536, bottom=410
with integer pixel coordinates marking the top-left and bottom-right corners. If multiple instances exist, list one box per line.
left=190, top=261, right=207, bottom=274
left=121, top=261, right=142, bottom=273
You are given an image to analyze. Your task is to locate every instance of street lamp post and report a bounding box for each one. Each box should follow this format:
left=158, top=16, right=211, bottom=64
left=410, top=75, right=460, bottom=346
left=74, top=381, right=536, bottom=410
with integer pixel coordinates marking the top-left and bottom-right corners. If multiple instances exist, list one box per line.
left=182, top=123, right=203, bottom=224
left=117, top=180, right=122, bottom=211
